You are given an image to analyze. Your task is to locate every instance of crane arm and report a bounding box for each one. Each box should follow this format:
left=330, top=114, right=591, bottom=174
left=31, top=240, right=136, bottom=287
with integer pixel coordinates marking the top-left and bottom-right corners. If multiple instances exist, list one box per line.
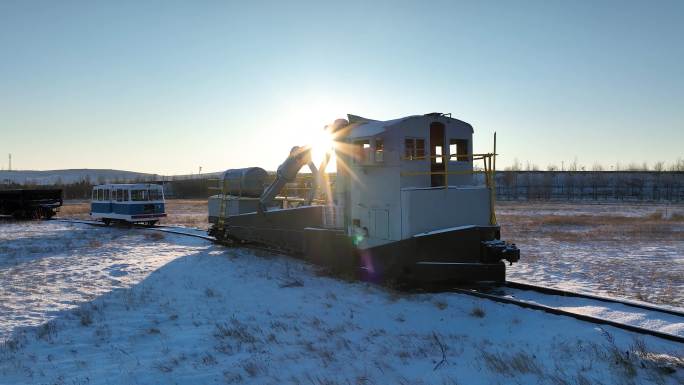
left=259, top=146, right=318, bottom=210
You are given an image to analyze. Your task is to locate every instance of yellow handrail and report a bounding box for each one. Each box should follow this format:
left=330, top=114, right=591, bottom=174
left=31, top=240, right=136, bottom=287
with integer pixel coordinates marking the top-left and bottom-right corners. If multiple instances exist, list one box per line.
left=402, top=153, right=497, bottom=161
left=398, top=139, right=499, bottom=226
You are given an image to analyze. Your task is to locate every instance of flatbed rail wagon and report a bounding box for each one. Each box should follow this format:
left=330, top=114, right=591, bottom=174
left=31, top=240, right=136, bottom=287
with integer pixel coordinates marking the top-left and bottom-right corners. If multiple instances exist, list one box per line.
left=0, top=189, right=63, bottom=219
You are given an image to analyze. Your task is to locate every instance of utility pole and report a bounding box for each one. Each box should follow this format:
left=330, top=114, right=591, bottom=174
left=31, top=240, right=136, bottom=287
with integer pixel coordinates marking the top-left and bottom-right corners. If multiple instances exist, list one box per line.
left=8, top=154, right=11, bottom=171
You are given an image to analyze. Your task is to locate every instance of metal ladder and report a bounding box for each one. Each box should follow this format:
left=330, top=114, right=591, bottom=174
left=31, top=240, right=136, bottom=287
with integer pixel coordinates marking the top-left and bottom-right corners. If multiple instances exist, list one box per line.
left=217, top=180, right=229, bottom=233
left=208, top=178, right=230, bottom=234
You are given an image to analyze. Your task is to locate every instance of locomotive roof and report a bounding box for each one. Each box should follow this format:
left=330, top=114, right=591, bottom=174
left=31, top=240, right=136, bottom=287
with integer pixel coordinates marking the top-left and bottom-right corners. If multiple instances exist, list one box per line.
left=93, top=183, right=162, bottom=188
left=344, top=113, right=473, bottom=139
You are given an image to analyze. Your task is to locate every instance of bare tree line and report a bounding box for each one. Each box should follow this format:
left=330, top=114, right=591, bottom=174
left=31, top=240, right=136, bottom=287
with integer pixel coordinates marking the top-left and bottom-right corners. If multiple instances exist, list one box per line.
left=495, top=171, right=684, bottom=202
left=504, top=158, right=684, bottom=172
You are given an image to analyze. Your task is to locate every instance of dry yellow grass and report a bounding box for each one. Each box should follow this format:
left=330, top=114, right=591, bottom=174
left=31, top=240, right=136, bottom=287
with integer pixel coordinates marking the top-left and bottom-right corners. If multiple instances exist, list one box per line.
left=497, top=206, right=684, bottom=243
left=59, top=199, right=209, bottom=229
left=159, top=199, right=208, bottom=229
left=58, top=201, right=90, bottom=219
left=498, top=202, right=684, bottom=306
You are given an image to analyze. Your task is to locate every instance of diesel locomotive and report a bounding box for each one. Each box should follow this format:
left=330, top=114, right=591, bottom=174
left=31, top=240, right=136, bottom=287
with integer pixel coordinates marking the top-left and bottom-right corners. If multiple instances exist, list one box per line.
left=208, top=113, right=519, bottom=283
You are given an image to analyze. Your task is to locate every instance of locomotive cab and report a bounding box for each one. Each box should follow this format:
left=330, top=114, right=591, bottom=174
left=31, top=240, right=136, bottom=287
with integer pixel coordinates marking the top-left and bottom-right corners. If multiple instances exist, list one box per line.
left=331, top=113, right=519, bottom=283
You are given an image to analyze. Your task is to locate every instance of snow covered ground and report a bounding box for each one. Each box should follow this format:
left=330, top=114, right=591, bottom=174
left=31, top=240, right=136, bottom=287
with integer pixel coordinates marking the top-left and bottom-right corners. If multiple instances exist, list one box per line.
left=1, top=221, right=683, bottom=384
left=498, top=202, right=684, bottom=307
left=60, top=198, right=684, bottom=305
left=0, top=221, right=207, bottom=337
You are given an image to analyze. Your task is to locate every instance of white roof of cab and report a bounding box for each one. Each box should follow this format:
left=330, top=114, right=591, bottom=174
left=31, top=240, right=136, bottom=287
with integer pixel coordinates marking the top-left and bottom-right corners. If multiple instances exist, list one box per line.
left=344, top=115, right=419, bottom=139
left=93, top=183, right=162, bottom=189
left=343, top=113, right=473, bottom=139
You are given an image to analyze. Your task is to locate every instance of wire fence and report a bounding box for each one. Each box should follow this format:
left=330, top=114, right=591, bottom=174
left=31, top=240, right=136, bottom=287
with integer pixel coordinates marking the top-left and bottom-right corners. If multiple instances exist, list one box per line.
left=491, top=171, right=684, bottom=202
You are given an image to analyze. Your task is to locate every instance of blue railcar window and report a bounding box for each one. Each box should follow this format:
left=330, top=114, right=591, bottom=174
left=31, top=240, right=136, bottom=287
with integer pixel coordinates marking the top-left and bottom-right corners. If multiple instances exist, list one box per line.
left=131, top=190, right=148, bottom=201
left=149, top=189, right=162, bottom=201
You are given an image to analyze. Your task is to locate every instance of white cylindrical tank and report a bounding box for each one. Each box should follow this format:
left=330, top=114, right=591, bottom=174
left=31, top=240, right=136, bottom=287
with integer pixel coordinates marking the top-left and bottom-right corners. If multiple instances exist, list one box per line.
left=220, top=167, right=268, bottom=197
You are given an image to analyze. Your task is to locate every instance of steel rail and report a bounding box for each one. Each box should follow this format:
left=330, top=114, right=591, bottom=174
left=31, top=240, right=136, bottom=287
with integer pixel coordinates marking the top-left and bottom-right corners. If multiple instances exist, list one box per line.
left=53, top=217, right=296, bottom=253
left=451, top=287, right=684, bottom=344
left=53, top=218, right=216, bottom=242
left=505, top=280, right=684, bottom=318
left=147, top=226, right=216, bottom=242
left=55, top=217, right=291, bottom=256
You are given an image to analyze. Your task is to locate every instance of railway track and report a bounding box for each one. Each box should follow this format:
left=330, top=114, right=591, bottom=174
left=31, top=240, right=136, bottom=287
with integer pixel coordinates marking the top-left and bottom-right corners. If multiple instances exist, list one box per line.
left=53, top=217, right=684, bottom=344
left=505, top=280, right=684, bottom=317
left=451, top=282, right=684, bottom=343
left=52, top=218, right=216, bottom=242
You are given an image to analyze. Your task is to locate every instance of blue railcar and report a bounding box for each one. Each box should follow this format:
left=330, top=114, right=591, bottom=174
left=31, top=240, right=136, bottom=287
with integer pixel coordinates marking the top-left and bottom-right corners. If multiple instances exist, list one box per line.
left=90, top=184, right=166, bottom=226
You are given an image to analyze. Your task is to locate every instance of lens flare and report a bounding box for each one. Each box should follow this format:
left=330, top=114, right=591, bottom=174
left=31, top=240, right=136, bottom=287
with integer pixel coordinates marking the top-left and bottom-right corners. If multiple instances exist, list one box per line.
left=310, top=128, right=335, bottom=167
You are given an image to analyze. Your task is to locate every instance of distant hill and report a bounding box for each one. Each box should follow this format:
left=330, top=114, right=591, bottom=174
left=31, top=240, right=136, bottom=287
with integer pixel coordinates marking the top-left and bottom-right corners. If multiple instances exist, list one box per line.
left=0, top=168, right=240, bottom=186
left=1, top=169, right=170, bottom=185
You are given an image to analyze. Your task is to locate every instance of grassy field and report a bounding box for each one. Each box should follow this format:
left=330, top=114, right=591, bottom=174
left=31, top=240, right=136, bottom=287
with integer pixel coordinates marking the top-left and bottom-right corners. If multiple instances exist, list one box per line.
left=60, top=199, right=209, bottom=229
left=497, top=202, right=684, bottom=306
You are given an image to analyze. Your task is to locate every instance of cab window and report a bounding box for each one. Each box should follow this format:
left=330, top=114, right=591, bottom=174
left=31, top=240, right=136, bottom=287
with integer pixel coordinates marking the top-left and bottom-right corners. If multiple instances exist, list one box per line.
left=449, top=139, right=469, bottom=161
left=353, top=139, right=371, bottom=163
left=404, top=138, right=425, bottom=160
left=374, top=139, right=384, bottom=162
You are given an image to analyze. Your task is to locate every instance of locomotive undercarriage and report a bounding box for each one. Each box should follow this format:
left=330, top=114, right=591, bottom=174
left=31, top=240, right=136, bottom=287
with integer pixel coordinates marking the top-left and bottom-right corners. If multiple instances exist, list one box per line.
left=209, top=205, right=519, bottom=284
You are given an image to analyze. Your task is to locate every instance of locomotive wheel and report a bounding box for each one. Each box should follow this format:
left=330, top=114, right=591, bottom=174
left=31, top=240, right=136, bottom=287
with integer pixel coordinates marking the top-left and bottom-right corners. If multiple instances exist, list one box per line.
left=12, top=210, right=25, bottom=220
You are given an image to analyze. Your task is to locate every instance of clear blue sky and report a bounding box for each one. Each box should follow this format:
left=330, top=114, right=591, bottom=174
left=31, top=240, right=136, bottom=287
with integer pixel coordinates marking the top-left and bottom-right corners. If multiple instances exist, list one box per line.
left=1, top=0, right=682, bottom=174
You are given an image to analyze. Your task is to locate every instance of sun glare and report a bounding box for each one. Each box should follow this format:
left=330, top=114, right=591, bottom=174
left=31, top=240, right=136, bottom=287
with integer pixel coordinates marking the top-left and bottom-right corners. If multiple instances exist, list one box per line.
left=310, top=128, right=335, bottom=168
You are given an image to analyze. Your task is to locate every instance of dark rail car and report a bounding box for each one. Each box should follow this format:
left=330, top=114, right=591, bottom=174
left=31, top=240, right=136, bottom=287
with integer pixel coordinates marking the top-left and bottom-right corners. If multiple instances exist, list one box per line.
left=0, top=189, right=63, bottom=219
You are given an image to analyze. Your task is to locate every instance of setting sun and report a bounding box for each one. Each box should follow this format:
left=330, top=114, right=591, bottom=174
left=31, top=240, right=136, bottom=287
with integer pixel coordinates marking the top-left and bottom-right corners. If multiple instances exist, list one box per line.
left=309, top=126, right=335, bottom=169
